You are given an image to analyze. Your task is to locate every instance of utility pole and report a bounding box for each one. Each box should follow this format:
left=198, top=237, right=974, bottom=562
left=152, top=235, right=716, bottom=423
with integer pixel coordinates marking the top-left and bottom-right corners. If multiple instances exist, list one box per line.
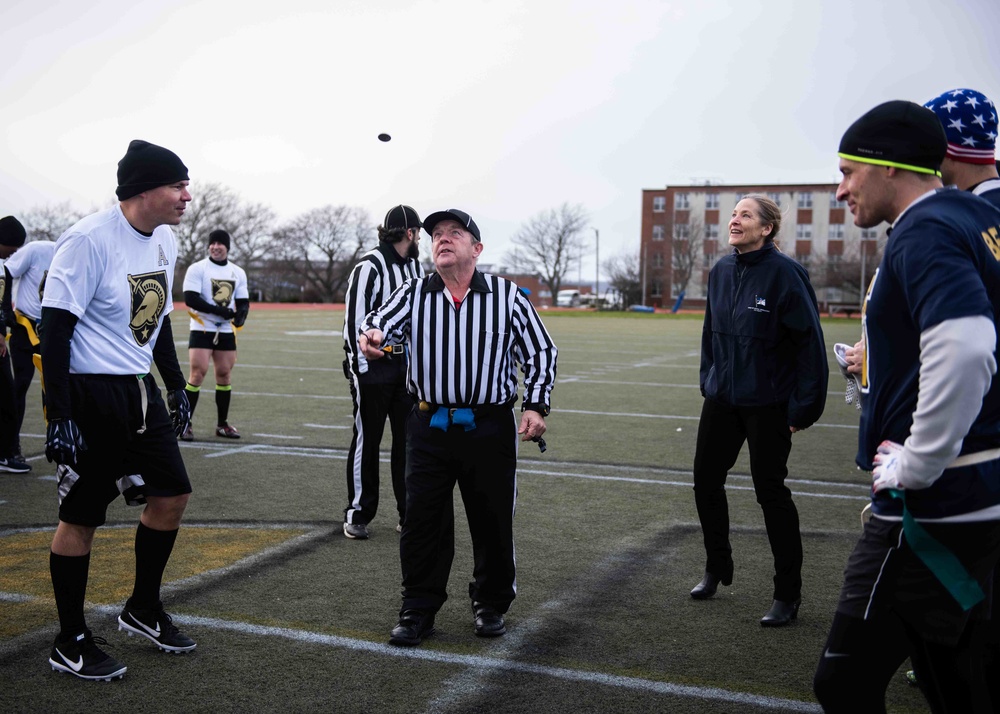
left=593, top=227, right=599, bottom=305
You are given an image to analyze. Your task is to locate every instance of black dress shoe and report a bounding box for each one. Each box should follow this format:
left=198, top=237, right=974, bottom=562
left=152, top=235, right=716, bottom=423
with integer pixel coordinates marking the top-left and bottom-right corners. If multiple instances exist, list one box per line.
left=690, top=568, right=733, bottom=600
left=389, top=609, right=435, bottom=646
left=760, top=599, right=800, bottom=627
left=472, top=602, right=506, bottom=637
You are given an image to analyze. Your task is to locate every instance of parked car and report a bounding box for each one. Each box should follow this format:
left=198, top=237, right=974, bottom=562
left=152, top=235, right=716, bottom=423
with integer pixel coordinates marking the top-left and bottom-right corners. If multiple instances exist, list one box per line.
left=556, top=289, right=581, bottom=307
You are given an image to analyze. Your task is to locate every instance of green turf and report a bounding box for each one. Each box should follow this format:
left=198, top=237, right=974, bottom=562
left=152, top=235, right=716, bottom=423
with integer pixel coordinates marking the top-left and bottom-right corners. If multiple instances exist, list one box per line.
left=0, top=309, right=929, bottom=713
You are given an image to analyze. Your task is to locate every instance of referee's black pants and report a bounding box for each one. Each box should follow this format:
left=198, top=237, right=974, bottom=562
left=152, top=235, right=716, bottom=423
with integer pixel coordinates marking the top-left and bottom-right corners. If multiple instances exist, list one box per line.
left=344, top=376, right=410, bottom=526
left=400, top=406, right=517, bottom=615
left=692, top=398, right=802, bottom=602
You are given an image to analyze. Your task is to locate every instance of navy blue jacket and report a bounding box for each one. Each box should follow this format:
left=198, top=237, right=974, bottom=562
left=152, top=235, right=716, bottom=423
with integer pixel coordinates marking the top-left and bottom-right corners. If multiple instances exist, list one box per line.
left=700, top=243, right=828, bottom=428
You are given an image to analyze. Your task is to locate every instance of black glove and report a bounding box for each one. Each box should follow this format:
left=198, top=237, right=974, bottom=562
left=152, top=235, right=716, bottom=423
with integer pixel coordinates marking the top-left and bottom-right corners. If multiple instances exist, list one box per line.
left=3, top=310, right=16, bottom=329
left=222, top=307, right=237, bottom=321
left=167, top=389, right=192, bottom=438
left=45, top=417, right=87, bottom=465
left=233, top=305, right=249, bottom=328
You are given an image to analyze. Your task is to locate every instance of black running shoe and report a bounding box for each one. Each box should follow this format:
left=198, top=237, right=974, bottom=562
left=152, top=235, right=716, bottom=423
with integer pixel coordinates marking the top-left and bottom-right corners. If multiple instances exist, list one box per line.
left=0, top=455, right=31, bottom=473
left=49, top=630, right=127, bottom=681
left=118, top=602, right=196, bottom=653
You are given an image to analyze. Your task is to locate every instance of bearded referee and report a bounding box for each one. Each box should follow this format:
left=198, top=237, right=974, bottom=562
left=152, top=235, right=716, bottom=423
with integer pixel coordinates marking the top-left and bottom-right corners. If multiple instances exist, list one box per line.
left=41, top=139, right=197, bottom=681
left=341, top=205, right=424, bottom=539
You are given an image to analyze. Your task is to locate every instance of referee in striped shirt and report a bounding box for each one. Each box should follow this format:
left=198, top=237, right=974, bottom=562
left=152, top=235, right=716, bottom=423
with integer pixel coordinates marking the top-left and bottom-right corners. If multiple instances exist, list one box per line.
left=341, top=205, right=425, bottom=540
left=359, top=208, right=557, bottom=646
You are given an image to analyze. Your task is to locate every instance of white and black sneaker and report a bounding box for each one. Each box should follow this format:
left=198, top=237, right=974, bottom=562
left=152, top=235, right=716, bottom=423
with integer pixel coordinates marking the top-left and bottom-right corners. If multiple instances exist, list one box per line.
left=0, top=455, right=31, bottom=473
left=118, top=602, right=196, bottom=653
left=49, top=630, right=127, bottom=681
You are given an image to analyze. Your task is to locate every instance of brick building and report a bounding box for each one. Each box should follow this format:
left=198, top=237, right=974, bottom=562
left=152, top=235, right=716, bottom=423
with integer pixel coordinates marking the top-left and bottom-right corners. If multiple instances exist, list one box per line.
left=639, top=183, right=881, bottom=309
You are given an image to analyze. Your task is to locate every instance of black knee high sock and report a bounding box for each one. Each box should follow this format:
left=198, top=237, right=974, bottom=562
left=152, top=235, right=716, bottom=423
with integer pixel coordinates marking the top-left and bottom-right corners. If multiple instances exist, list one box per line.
left=50, top=551, right=91, bottom=637
left=130, top=522, right=179, bottom=609
left=185, top=383, right=201, bottom=416
left=216, top=386, right=232, bottom=426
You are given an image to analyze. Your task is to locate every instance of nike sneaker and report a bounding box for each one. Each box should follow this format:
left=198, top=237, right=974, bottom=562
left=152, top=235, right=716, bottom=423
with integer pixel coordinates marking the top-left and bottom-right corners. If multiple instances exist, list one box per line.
left=49, top=630, right=127, bottom=681
left=0, top=455, right=31, bottom=473
left=118, top=602, right=196, bottom=653
left=215, top=423, right=240, bottom=439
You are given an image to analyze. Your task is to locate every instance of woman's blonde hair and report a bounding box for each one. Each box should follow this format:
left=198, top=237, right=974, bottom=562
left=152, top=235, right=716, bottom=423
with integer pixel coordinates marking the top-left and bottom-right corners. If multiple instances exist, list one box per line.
left=741, top=193, right=782, bottom=243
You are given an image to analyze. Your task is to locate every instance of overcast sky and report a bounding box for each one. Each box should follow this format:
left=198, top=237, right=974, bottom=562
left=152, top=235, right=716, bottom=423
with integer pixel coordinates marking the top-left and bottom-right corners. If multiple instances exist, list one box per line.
left=2, top=0, right=998, bottom=282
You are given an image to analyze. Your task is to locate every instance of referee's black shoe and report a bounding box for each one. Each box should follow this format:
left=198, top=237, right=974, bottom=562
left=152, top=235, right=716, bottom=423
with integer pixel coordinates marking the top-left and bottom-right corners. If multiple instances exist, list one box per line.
left=472, top=602, right=506, bottom=637
left=389, top=610, right=435, bottom=646
left=49, top=629, right=127, bottom=681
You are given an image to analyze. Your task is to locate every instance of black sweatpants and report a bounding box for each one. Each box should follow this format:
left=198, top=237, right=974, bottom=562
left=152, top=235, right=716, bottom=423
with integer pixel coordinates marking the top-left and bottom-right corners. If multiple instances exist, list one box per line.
left=344, top=374, right=410, bottom=526
left=9, top=319, right=40, bottom=435
left=0, top=348, right=19, bottom=457
left=692, top=397, right=801, bottom=601
left=399, top=406, right=517, bottom=615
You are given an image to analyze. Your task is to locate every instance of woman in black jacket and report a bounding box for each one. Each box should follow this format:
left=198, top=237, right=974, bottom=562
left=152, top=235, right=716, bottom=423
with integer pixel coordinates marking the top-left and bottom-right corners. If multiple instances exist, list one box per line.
left=690, top=194, right=828, bottom=627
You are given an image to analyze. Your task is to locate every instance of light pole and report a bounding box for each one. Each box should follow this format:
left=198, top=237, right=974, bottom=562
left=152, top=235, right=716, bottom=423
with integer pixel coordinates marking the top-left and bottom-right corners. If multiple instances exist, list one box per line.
left=593, top=227, right=599, bottom=306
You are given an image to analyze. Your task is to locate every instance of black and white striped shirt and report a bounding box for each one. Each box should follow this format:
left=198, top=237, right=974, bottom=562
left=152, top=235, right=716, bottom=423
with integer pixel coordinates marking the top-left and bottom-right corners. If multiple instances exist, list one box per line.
left=361, top=271, right=557, bottom=410
left=343, top=241, right=424, bottom=374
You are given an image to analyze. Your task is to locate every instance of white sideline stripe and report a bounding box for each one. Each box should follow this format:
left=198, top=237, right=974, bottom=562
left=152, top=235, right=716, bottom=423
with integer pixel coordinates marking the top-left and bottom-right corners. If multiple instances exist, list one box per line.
left=555, top=408, right=858, bottom=430
left=303, top=423, right=351, bottom=430
left=90, top=609, right=824, bottom=712
left=252, top=434, right=304, bottom=440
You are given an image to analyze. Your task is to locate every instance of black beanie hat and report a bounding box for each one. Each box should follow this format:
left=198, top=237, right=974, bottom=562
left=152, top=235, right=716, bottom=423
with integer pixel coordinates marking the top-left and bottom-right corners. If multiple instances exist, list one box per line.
left=838, top=100, right=947, bottom=176
left=208, top=229, right=231, bottom=251
left=0, top=216, right=27, bottom=247
left=116, top=139, right=189, bottom=200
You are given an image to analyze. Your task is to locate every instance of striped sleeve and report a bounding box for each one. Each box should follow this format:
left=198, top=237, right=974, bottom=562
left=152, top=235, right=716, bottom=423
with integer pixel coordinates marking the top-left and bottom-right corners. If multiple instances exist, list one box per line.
left=512, top=286, right=558, bottom=409
left=343, top=257, right=381, bottom=374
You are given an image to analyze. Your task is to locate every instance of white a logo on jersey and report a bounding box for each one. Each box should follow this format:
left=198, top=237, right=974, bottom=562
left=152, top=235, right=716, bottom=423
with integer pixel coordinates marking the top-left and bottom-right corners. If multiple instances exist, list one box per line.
left=128, top=271, right=168, bottom=346
left=157, top=244, right=169, bottom=267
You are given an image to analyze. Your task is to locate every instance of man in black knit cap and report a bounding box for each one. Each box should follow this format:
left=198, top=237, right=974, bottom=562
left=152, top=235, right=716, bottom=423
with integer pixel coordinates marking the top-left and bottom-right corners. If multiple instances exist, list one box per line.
left=42, top=139, right=197, bottom=682
left=180, top=228, right=249, bottom=440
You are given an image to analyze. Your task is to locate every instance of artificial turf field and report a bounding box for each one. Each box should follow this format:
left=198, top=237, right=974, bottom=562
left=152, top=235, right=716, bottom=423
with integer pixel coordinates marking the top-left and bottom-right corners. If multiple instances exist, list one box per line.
left=0, top=306, right=930, bottom=713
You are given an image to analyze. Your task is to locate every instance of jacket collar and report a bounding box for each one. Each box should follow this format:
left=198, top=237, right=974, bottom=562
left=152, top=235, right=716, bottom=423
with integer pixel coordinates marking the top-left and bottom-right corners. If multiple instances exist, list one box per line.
left=377, top=239, right=411, bottom=266
left=733, top=242, right=776, bottom=265
left=425, top=270, right=491, bottom=293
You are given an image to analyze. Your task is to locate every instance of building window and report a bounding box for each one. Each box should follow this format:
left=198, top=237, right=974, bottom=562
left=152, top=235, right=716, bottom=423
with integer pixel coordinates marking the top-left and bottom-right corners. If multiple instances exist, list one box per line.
left=796, top=224, right=813, bottom=240
left=796, top=253, right=811, bottom=268
left=829, top=194, right=845, bottom=208
left=767, top=192, right=781, bottom=206
left=674, top=224, right=690, bottom=240
left=652, top=196, right=666, bottom=212
left=674, top=193, right=690, bottom=210
left=828, top=253, right=842, bottom=267
left=705, top=224, right=719, bottom=240
left=652, top=252, right=664, bottom=268
left=703, top=246, right=717, bottom=268
left=797, top=192, right=813, bottom=209
left=705, top=194, right=719, bottom=209
left=651, top=279, right=662, bottom=298
left=861, top=227, right=880, bottom=239
left=828, top=224, right=845, bottom=239
left=652, top=225, right=665, bottom=241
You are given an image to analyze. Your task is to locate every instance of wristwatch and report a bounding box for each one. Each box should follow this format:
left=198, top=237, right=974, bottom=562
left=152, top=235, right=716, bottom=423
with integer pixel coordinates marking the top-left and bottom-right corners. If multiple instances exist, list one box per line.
left=522, top=401, right=550, bottom=417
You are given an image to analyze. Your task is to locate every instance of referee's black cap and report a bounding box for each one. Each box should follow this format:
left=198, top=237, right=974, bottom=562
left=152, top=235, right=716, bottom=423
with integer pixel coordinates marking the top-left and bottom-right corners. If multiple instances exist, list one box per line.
left=423, top=209, right=481, bottom=242
left=383, top=205, right=421, bottom=231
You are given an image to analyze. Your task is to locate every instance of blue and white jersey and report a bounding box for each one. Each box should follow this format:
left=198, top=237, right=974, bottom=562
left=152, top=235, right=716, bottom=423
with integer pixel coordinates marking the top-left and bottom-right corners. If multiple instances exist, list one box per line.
left=860, top=188, right=1000, bottom=519
left=42, top=205, right=177, bottom=375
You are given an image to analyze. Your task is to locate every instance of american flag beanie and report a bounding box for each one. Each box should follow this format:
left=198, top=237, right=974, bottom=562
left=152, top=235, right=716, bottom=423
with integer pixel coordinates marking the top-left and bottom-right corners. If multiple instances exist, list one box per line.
left=924, top=88, right=997, bottom=165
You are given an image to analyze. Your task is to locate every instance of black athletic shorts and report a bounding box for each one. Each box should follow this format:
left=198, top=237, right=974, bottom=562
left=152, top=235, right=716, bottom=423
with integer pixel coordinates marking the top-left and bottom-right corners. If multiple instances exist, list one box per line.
left=189, top=330, right=237, bottom=350
left=836, top=514, right=1000, bottom=646
left=56, top=373, right=191, bottom=528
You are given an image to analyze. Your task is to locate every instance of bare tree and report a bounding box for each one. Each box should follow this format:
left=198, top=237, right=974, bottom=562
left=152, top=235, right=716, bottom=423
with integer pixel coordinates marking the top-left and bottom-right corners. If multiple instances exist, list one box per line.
left=172, top=182, right=244, bottom=270
left=272, top=205, right=371, bottom=302
left=671, top=216, right=704, bottom=296
left=504, top=203, right=589, bottom=299
left=602, top=251, right=641, bottom=310
left=811, top=236, right=883, bottom=304
left=18, top=202, right=89, bottom=242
